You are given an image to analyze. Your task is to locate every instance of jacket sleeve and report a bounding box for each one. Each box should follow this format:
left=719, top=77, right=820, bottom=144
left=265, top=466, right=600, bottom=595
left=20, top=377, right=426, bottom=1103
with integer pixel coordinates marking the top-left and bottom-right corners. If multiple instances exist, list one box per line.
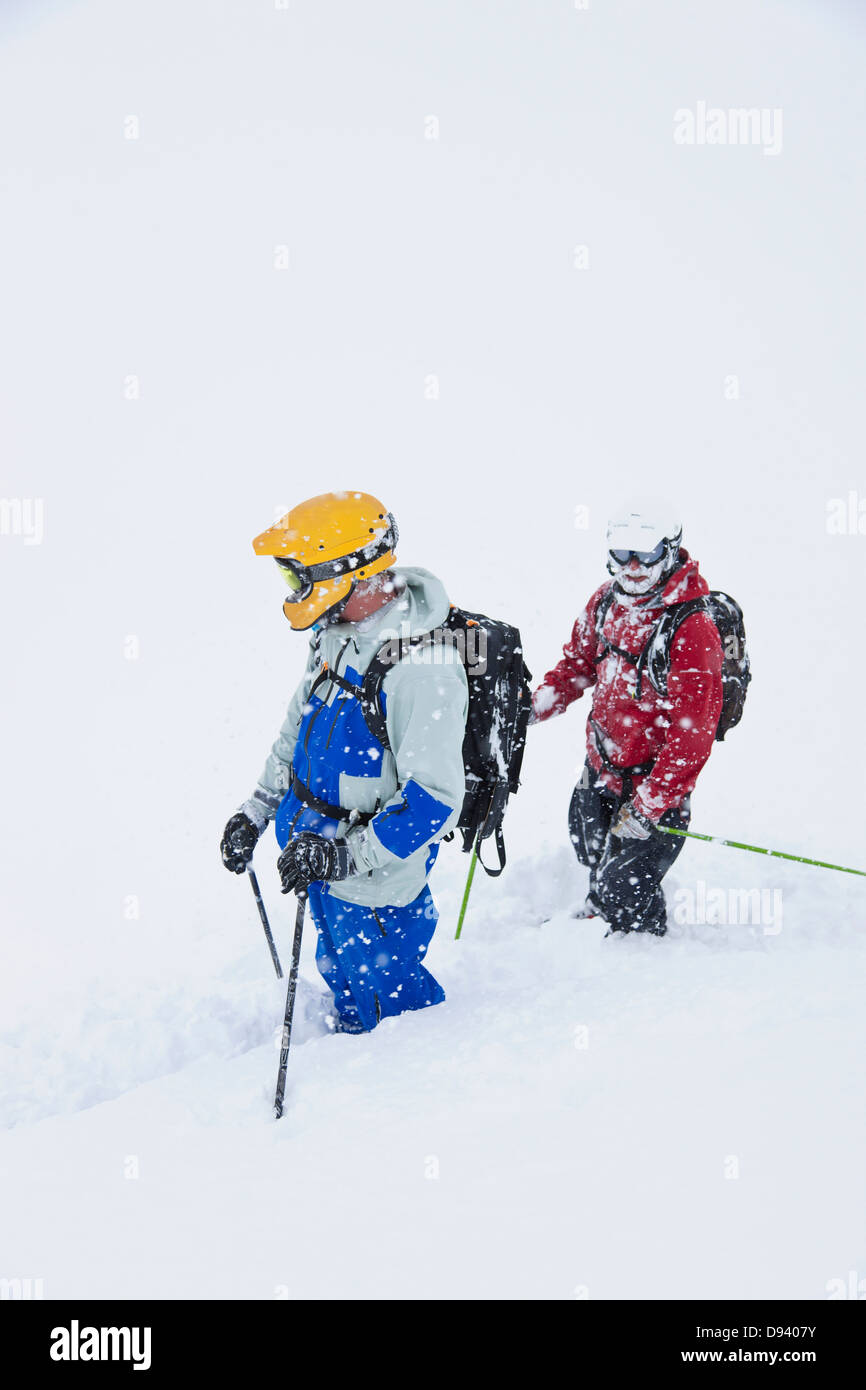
left=531, top=585, right=606, bottom=722
left=243, top=639, right=319, bottom=827
left=346, top=647, right=469, bottom=871
left=633, top=612, right=723, bottom=819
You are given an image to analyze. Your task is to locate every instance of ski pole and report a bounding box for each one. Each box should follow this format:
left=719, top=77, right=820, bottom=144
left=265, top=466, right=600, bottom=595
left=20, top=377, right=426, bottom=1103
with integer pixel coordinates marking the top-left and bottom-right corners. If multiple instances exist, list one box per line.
left=659, top=827, right=866, bottom=878
left=274, top=889, right=307, bottom=1121
left=455, top=787, right=503, bottom=940
left=247, top=868, right=283, bottom=979
left=455, top=844, right=479, bottom=940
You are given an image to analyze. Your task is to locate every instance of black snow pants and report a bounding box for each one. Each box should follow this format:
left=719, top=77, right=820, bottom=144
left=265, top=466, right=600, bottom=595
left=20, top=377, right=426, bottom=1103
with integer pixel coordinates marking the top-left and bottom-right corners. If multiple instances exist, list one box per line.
left=568, top=762, right=690, bottom=935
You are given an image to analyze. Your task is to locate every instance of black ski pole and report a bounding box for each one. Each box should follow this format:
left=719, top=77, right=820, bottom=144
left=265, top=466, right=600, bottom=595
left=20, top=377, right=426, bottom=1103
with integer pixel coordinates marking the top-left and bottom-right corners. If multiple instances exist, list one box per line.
left=247, top=867, right=283, bottom=979
left=274, top=888, right=307, bottom=1121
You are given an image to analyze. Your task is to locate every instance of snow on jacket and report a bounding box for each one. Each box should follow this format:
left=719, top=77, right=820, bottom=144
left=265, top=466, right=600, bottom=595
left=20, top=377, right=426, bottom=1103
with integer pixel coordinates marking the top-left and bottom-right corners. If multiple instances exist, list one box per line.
left=532, top=552, right=723, bottom=819
left=246, top=567, right=469, bottom=908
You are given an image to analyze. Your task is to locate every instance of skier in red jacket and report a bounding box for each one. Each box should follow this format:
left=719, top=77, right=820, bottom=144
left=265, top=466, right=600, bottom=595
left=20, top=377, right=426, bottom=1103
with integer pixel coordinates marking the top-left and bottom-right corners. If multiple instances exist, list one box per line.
left=531, top=505, right=723, bottom=936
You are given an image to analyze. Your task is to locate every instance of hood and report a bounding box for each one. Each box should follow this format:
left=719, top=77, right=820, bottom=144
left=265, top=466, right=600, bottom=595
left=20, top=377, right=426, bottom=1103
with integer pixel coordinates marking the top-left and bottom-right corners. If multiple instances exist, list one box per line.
left=657, top=548, right=709, bottom=606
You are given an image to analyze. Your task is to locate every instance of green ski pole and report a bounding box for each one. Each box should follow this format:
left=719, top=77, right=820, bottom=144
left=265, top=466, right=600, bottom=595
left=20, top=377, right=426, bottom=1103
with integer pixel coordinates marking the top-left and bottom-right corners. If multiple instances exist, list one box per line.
left=455, top=844, right=480, bottom=939
left=659, top=827, right=866, bottom=878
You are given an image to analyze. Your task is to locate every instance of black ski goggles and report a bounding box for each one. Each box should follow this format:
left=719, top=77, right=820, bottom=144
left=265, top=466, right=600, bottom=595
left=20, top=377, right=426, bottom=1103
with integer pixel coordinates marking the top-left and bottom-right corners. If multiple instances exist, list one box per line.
left=274, top=516, right=399, bottom=603
left=608, top=540, right=667, bottom=567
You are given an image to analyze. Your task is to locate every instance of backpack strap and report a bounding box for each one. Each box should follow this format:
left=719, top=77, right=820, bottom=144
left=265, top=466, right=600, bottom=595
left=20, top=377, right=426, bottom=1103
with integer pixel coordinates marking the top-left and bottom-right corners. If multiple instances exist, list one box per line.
left=306, top=662, right=333, bottom=702
left=643, top=596, right=710, bottom=698
left=290, top=774, right=375, bottom=826
left=312, top=627, right=448, bottom=758
left=592, top=586, right=617, bottom=652
left=592, top=587, right=712, bottom=700
left=592, top=585, right=650, bottom=687
left=306, top=636, right=357, bottom=704
left=589, top=716, right=656, bottom=794
left=358, top=630, right=441, bottom=752
left=595, top=638, right=645, bottom=666
left=307, top=656, right=387, bottom=739
left=476, top=823, right=506, bottom=876
left=293, top=653, right=380, bottom=824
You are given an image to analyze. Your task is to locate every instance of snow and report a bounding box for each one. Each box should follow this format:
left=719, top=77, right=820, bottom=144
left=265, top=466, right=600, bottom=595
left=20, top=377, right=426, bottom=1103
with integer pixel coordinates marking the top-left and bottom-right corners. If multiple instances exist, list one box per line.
left=2, top=0, right=865, bottom=1301
left=2, top=845, right=865, bottom=1299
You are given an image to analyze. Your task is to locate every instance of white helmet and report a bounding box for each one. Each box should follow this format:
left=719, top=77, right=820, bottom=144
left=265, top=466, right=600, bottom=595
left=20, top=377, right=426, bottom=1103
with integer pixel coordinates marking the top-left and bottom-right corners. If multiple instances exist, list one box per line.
left=606, top=501, right=683, bottom=596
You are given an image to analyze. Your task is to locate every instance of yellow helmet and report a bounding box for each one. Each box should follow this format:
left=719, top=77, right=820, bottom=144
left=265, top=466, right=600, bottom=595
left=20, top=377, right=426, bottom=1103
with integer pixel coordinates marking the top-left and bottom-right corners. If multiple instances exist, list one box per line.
left=252, top=491, right=399, bottom=630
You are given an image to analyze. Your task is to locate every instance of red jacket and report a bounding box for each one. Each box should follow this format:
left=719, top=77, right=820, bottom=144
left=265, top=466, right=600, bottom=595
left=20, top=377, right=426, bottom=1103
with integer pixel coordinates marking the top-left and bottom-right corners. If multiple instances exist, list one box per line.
left=532, top=552, right=723, bottom=819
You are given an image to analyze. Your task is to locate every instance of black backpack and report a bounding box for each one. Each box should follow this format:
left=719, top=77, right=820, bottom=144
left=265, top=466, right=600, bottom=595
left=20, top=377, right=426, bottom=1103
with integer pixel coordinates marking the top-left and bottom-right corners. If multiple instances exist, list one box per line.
left=359, top=607, right=533, bottom=875
left=595, top=588, right=750, bottom=741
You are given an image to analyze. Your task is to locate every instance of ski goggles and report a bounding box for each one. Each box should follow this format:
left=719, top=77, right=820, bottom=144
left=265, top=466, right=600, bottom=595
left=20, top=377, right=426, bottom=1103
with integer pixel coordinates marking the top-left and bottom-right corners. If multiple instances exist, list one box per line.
left=608, top=540, right=667, bottom=567
left=274, top=516, right=399, bottom=603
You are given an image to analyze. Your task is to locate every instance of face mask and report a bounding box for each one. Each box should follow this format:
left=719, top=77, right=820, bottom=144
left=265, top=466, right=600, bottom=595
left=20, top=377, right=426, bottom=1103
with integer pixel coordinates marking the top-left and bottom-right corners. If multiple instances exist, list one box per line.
left=611, top=555, right=668, bottom=596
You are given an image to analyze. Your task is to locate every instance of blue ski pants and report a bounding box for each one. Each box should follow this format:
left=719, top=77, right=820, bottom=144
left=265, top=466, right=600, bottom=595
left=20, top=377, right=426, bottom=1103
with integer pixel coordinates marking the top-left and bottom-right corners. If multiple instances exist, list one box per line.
left=305, top=882, right=446, bottom=1032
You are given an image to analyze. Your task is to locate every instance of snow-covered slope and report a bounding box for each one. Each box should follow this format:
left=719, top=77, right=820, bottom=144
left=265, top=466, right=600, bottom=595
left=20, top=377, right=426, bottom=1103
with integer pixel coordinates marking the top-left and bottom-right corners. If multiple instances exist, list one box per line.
left=1, top=0, right=864, bottom=1300
left=3, top=841, right=865, bottom=1299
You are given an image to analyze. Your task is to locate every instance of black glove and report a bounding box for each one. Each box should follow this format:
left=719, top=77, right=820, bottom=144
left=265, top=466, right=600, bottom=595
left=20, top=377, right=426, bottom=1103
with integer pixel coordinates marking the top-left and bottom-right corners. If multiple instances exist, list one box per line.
left=221, top=811, right=262, bottom=873
left=277, top=831, right=354, bottom=894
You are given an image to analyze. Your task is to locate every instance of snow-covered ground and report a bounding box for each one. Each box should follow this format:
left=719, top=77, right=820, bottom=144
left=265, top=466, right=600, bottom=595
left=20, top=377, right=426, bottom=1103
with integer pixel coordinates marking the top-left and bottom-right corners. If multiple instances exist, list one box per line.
left=2, top=0, right=865, bottom=1300
left=2, top=842, right=866, bottom=1299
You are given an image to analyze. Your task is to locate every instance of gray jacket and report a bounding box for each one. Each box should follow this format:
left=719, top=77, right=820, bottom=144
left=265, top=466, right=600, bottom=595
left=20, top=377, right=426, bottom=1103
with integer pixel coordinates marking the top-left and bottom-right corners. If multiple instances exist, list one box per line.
left=243, top=567, right=468, bottom=908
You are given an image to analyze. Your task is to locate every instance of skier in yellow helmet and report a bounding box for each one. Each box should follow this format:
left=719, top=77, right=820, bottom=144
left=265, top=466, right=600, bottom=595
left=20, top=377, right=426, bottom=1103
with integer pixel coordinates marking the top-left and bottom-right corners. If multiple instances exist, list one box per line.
left=220, top=491, right=469, bottom=1032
